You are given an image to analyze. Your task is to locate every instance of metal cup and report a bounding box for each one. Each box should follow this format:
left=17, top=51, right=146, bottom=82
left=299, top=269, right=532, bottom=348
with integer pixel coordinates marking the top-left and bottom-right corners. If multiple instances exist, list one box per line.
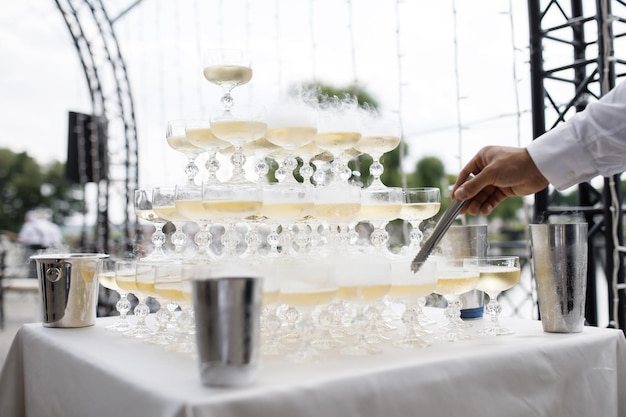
left=30, top=253, right=109, bottom=328
left=529, top=223, right=588, bottom=333
left=192, top=274, right=262, bottom=387
left=439, top=224, right=488, bottom=318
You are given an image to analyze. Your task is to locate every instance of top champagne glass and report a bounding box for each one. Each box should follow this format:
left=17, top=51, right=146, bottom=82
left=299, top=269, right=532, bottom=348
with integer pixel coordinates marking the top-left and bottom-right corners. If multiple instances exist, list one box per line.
left=202, top=48, right=252, bottom=111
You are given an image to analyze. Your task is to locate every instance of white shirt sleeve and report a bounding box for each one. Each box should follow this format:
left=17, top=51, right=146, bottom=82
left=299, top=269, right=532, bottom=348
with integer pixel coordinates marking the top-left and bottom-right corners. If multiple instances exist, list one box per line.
left=526, top=80, right=626, bottom=190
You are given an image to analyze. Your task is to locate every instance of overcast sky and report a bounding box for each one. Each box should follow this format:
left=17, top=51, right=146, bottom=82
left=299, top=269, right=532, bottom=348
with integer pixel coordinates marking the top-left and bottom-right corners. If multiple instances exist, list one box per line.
left=0, top=0, right=538, bottom=222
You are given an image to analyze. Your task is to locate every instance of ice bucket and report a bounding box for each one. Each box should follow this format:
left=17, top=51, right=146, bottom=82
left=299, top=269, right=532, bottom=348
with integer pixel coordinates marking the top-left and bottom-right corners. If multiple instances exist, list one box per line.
left=30, top=253, right=109, bottom=328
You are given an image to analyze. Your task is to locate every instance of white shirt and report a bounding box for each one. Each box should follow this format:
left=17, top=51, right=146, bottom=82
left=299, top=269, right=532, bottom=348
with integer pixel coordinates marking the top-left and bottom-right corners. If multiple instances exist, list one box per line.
left=527, top=80, right=626, bottom=190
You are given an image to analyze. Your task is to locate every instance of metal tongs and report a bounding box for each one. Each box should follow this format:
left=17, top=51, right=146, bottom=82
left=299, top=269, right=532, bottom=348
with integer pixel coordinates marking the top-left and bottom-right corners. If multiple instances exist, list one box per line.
left=410, top=175, right=473, bottom=273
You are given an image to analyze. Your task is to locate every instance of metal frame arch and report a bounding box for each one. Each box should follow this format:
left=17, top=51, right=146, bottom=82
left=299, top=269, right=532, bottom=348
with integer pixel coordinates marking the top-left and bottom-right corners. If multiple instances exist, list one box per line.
left=53, top=0, right=139, bottom=253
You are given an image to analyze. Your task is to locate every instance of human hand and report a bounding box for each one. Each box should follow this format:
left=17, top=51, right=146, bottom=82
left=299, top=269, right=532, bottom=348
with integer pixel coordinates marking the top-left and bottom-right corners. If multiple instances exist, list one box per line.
left=451, top=146, right=548, bottom=216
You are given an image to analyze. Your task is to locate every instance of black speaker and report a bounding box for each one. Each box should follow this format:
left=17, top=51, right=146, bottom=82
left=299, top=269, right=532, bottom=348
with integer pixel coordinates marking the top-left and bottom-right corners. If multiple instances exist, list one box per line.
left=65, top=112, right=108, bottom=184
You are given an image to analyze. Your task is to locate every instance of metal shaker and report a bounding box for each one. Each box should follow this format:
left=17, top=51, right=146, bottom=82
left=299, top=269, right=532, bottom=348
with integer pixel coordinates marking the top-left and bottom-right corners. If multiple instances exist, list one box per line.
left=439, top=224, right=488, bottom=318
left=30, top=253, right=109, bottom=328
left=192, top=274, right=262, bottom=387
left=529, top=223, right=588, bottom=333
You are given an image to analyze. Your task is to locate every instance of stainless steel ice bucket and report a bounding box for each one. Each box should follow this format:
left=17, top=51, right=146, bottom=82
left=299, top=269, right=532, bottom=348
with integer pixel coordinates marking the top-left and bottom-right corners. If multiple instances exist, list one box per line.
left=30, top=253, right=108, bottom=328
left=440, top=224, right=488, bottom=318
left=529, top=223, right=588, bottom=333
left=193, top=275, right=262, bottom=387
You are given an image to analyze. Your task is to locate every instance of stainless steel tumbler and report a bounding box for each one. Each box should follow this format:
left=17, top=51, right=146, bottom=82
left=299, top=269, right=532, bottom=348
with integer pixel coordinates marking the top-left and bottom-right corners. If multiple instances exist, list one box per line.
left=529, top=223, right=588, bottom=333
left=30, top=253, right=109, bottom=328
left=193, top=275, right=262, bottom=387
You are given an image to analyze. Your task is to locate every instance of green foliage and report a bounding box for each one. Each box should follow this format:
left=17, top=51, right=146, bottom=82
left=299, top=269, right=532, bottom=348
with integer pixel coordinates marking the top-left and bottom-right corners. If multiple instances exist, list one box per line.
left=0, top=148, right=82, bottom=233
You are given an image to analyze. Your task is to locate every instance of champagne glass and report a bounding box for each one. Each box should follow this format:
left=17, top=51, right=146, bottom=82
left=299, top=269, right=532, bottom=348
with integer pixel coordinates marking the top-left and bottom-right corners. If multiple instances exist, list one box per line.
left=354, top=116, right=401, bottom=189
left=166, top=120, right=203, bottom=187
left=265, top=101, right=317, bottom=185
left=434, top=257, right=480, bottom=342
left=96, top=258, right=132, bottom=332
left=186, top=120, right=231, bottom=184
left=131, top=261, right=157, bottom=339
left=202, top=181, right=263, bottom=257
left=475, top=256, right=521, bottom=336
left=357, top=187, right=403, bottom=250
left=174, top=184, right=214, bottom=259
left=276, top=259, right=336, bottom=362
left=313, top=183, right=361, bottom=250
left=400, top=188, right=441, bottom=248
left=134, top=189, right=167, bottom=260
left=148, top=261, right=183, bottom=345
left=387, top=256, right=437, bottom=348
left=152, top=186, right=189, bottom=258
left=202, top=48, right=252, bottom=110
left=314, top=96, right=362, bottom=185
left=295, top=141, right=325, bottom=186
left=242, top=137, right=280, bottom=184
left=210, top=104, right=267, bottom=185
left=333, top=253, right=393, bottom=355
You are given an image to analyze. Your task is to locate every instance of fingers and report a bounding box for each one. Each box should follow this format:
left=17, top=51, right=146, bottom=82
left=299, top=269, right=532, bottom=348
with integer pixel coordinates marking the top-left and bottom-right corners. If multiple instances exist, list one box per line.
left=460, top=185, right=508, bottom=216
left=452, top=170, right=492, bottom=201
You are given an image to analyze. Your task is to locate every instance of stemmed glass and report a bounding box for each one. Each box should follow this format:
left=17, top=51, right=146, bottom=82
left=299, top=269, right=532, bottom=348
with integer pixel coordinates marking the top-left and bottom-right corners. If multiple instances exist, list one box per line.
left=202, top=48, right=252, bottom=111
left=202, top=181, right=263, bottom=257
left=400, top=188, right=441, bottom=249
left=174, top=185, right=214, bottom=259
left=475, top=256, right=521, bottom=336
left=134, top=189, right=167, bottom=260
left=295, top=141, right=324, bottom=186
left=166, top=120, right=203, bottom=187
left=96, top=258, right=132, bottom=332
left=354, top=116, right=401, bottom=189
left=434, top=257, right=480, bottom=342
left=313, top=184, right=361, bottom=250
left=357, top=187, right=403, bottom=250
left=314, top=97, right=362, bottom=185
left=276, top=259, right=336, bottom=362
left=265, top=101, right=317, bottom=185
left=148, top=261, right=183, bottom=345
left=152, top=186, right=189, bottom=258
left=210, top=104, right=267, bottom=185
left=186, top=120, right=231, bottom=184
left=387, top=256, right=437, bottom=348
left=334, top=254, right=393, bottom=355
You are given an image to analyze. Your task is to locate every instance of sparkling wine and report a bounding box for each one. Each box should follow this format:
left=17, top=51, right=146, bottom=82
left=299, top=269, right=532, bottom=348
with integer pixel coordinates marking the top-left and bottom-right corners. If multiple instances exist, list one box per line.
left=354, top=135, right=401, bottom=156
left=262, top=289, right=280, bottom=307
left=153, top=282, right=186, bottom=303
left=211, top=120, right=267, bottom=145
left=278, top=288, right=338, bottom=307
left=135, top=209, right=160, bottom=222
left=313, top=203, right=361, bottom=221
left=175, top=199, right=209, bottom=221
left=387, top=282, right=437, bottom=298
left=261, top=202, right=314, bottom=221
left=97, top=271, right=121, bottom=292
left=202, top=200, right=262, bottom=219
left=399, top=202, right=441, bottom=221
left=166, top=134, right=202, bottom=153
left=314, top=131, right=362, bottom=153
left=186, top=127, right=230, bottom=150
left=265, top=126, right=317, bottom=150
left=153, top=206, right=188, bottom=222
left=435, top=274, right=480, bottom=296
left=203, top=65, right=253, bottom=88
left=338, top=284, right=391, bottom=302
left=476, top=266, right=521, bottom=293
left=357, top=203, right=403, bottom=222
left=135, top=281, right=156, bottom=297
left=115, top=274, right=138, bottom=294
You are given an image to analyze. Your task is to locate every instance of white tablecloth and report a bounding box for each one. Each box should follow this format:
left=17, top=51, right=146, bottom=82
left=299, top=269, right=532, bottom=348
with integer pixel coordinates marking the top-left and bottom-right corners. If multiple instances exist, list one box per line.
left=2, top=311, right=626, bottom=417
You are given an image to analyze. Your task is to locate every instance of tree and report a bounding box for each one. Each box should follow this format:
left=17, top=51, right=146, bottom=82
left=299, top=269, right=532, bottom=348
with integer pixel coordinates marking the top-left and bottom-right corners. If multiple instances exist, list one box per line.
left=0, top=148, right=82, bottom=234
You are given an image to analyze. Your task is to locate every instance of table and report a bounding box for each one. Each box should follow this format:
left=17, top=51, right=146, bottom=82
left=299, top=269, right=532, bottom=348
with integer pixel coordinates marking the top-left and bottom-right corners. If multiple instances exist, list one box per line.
left=1, top=311, right=626, bottom=417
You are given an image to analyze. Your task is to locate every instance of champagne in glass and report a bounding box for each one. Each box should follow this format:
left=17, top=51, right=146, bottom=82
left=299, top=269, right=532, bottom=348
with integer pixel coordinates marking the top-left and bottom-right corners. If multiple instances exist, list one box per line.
left=202, top=48, right=252, bottom=110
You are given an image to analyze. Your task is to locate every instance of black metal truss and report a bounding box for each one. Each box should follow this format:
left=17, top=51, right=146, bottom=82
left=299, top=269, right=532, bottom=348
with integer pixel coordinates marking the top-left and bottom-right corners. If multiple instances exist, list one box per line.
left=528, top=0, right=626, bottom=329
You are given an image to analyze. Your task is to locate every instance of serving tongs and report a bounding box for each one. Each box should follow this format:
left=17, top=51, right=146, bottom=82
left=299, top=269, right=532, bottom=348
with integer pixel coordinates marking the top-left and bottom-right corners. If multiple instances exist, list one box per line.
left=410, top=176, right=472, bottom=273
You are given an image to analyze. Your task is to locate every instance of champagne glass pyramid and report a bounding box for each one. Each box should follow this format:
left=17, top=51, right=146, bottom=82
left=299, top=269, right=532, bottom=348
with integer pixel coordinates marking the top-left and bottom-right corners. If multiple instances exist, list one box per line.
left=202, top=48, right=252, bottom=111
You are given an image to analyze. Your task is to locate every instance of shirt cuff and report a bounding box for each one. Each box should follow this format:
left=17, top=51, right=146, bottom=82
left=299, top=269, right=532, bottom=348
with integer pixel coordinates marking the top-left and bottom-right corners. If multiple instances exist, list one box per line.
left=526, top=124, right=598, bottom=191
